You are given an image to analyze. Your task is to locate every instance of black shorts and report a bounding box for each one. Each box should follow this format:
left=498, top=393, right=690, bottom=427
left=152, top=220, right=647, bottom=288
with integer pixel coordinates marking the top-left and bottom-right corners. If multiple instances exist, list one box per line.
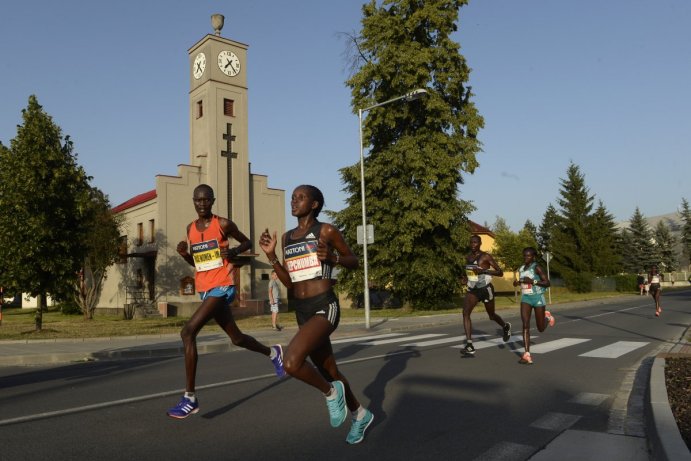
left=649, top=283, right=661, bottom=296
left=289, top=290, right=340, bottom=329
left=468, top=283, right=495, bottom=303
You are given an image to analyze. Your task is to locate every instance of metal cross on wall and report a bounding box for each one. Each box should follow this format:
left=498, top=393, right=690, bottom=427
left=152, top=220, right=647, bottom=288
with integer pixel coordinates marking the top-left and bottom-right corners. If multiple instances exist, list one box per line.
left=220, top=123, right=238, bottom=218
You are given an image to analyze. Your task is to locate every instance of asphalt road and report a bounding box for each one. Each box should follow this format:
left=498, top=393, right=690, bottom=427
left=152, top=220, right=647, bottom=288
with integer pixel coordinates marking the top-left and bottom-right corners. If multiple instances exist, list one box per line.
left=1, top=291, right=688, bottom=461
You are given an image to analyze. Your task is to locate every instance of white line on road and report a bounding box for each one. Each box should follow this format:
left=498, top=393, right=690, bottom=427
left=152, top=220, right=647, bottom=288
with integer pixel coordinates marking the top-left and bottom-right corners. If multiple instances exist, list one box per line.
left=557, top=304, right=649, bottom=325
left=529, top=338, right=591, bottom=354
left=359, top=333, right=446, bottom=346
left=450, top=335, right=533, bottom=350
left=579, top=341, right=649, bottom=358
left=530, top=412, right=582, bottom=431
left=331, top=333, right=406, bottom=344
left=400, top=335, right=466, bottom=347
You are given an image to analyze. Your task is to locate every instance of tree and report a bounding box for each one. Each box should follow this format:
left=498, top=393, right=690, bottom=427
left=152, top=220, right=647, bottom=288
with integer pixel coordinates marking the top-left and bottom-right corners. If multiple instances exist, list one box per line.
left=654, top=220, right=677, bottom=273
left=331, top=0, right=482, bottom=308
left=622, top=207, right=658, bottom=273
left=73, top=188, right=122, bottom=320
left=0, top=96, right=93, bottom=330
left=492, top=221, right=537, bottom=300
left=522, top=219, right=538, bottom=244
left=550, top=163, right=595, bottom=292
left=589, top=201, right=622, bottom=275
left=680, top=197, right=691, bottom=269
left=538, top=204, right=558, bottom=252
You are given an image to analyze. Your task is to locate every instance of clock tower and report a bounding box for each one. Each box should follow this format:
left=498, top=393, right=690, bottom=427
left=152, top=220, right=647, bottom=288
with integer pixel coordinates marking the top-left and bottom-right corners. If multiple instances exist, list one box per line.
left=188, top=14, right=250, bottom=232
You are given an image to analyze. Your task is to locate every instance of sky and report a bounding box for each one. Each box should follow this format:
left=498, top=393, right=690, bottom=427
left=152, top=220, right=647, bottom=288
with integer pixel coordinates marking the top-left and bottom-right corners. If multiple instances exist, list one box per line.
left=1, top=0, right=689, bottom=232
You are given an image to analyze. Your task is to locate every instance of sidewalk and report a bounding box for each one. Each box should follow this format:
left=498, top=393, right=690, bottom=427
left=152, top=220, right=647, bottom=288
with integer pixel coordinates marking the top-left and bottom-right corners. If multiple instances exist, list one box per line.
left=1, top=296, right=688, bottom=461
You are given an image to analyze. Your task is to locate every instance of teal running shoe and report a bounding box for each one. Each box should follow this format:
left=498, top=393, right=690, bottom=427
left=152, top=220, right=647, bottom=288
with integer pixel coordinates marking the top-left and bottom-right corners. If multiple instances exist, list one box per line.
left=346, top=409, right=374, bottom=444
left=325, top=380, right=347, bottom=427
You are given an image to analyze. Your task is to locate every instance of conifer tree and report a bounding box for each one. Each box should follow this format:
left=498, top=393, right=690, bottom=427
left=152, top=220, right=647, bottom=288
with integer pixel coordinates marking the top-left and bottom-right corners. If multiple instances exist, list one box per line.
left=332, top=0, right=482, bottom=308
left=538, top=204, right=558, bottom=252
left=679, top=198, right=691, bottom=269
left=550, top=163, right=595, bottom=292
left=622, top=207, right=659, bottom=273
left=589, top=201, right=622, bottom=275
left=653, top=220, right=678, bottom=273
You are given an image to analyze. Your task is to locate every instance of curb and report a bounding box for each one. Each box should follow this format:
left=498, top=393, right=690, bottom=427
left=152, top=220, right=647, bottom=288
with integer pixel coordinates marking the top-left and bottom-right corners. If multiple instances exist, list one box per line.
left=648, top=355, right=691, bottom=460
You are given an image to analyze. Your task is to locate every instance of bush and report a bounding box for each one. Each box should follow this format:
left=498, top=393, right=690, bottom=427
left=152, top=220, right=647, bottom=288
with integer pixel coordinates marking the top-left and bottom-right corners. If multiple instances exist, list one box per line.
left=58, top=302, right=82, bottom=315
left=613, top=274, right=638, bottom=292
left=565, top=271, right=594, bottom=293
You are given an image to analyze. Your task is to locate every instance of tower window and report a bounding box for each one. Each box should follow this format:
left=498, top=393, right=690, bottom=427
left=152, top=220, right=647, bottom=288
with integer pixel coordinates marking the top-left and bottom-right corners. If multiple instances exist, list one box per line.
left=224, top=98, right=234, bottom=117
left=149, top=219, right=156, bottom=243
left=196, top=100, right=203, bottom=119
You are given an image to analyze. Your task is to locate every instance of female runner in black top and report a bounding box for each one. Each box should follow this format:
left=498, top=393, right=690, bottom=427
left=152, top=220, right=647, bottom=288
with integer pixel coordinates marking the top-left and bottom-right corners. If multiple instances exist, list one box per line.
left=259, top=184, right=374, bottom=444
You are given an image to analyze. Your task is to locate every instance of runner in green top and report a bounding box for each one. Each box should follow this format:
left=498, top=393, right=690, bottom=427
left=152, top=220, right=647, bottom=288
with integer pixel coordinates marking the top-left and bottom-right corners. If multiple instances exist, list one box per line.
left=513, top=247, right=554, bottom=365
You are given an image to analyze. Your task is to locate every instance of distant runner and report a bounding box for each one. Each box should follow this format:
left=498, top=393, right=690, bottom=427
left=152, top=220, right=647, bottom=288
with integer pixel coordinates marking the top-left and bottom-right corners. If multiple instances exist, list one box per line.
left=648, top=264, right=663, bottom=317
left=459, top=235, right=511, bottom=357
left=513, top=247, right=554, bottom=365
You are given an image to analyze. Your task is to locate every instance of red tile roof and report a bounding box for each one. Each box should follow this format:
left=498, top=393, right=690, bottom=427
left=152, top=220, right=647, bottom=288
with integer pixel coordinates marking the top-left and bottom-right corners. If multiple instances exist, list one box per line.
left=469, top=220, right=494, bottom=236
left=111, top=189, right=157, bottom=214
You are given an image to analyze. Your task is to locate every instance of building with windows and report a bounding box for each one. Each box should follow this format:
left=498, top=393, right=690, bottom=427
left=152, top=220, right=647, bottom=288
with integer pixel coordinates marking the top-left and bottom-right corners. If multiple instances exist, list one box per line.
left=98, top=16, right=284, bottom=317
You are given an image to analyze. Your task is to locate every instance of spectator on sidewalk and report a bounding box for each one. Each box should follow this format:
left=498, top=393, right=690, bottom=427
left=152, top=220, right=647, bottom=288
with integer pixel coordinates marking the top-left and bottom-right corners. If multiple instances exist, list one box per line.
left=268, top=270, right=282, bottom=331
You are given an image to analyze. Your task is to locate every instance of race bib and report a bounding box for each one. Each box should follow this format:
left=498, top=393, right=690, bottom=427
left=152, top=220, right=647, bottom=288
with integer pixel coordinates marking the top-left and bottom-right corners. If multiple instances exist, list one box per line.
left=285, top=240, right=322, bottom=282
left=465, top=265, right=479, bottom=282
left=521, top=283, right=533, bottom=295
left=191, top=239, right=224, bottom=272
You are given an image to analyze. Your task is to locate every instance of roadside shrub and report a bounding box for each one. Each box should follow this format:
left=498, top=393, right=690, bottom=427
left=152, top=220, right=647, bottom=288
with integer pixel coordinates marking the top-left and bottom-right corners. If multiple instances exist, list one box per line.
left=613, top=274, right=638, bottom=292
left=58, top=301, right=82, bottom=315
left=565, top=271, right=593, bottom=293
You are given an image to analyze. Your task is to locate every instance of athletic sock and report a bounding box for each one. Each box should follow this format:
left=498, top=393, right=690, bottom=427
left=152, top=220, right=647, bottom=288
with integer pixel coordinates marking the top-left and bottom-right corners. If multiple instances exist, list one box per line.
left=325, top=385, right=336, bottom=399
left=184, top=392, right=196, bottom=402
left=269, top=347, right=277, bottom=360
left=352, top=405, right=366, bottom=421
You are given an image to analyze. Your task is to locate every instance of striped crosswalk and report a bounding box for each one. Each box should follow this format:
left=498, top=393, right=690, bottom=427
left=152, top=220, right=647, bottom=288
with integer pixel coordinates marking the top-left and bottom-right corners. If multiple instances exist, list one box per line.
left=334, top=331, right=650, bottom=360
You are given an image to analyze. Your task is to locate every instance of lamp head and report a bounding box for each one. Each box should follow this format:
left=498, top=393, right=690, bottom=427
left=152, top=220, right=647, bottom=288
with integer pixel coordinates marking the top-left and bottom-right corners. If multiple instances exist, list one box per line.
left=404, top=88, right=429, bottom=101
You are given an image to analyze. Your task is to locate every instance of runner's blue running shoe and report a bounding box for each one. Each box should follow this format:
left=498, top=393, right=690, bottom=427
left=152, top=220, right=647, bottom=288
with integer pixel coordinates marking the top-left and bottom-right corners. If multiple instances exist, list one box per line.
left=167, top=396, right=199, bottom=419
left=326, top=380, right=347, bottom=427
left=271, top=344, right=286, bottom=378
left=346, top=409, right=374, bottom=444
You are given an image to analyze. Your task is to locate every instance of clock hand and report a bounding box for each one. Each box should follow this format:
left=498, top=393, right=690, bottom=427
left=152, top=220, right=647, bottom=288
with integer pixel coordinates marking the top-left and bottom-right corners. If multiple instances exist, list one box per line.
left=224, top=59, right=232, bottom=69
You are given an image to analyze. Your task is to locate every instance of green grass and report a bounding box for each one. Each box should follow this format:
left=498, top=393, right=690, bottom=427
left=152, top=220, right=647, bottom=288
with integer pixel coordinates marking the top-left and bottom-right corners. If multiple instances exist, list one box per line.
left=0, top=287, right=640, bottom=341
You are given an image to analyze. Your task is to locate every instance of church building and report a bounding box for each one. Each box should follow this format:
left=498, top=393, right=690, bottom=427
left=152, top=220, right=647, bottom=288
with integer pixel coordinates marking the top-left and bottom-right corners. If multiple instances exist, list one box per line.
left=98, top=15, right=285, bottom=317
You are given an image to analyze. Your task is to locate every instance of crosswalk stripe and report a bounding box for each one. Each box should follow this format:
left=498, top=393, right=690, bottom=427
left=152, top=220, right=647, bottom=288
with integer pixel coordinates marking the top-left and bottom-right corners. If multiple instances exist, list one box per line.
left=331, top=333, right=406, bottom=344
left=578, top=341, right=649, bottom=358
left=530, top=338, right=591, bottom=354
left=450, top=335, right=532, bottom=350
left=359, top=333, right=445, bottom=346
left=401, top=335, right=466, bottom=347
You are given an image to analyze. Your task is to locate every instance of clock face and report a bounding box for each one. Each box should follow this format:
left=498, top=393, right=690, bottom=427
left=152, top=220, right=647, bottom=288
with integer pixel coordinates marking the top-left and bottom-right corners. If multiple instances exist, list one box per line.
left=218, top=50, right=241, bottom=77
left=193, top=53, right=206, bottom=80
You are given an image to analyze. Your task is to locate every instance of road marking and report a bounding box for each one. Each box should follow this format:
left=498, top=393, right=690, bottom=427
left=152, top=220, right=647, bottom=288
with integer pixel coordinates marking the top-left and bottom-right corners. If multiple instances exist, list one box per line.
left=530, top=338, right=591, bottom=354
left=569, top=392, right=609, bottom=406
left=359, top=333, right=445, bottom=346
left=400, top=335, right=466, bottom=347
left=530, top=412, right=581, bottom=431
left=558, top=304, right=649, bottom=325
left=331, top=333, right=406, bottom=344
left=579, top=341, right=649, bottom=358
left=472, top=441, right=536, bottom=461
left=450, top=335, right=533, bottom=350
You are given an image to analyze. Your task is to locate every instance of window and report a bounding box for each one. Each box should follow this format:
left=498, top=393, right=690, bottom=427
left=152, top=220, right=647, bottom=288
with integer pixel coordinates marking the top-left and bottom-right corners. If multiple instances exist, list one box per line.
left=223, top=98, right=234, bottom=117
left=196, top=100, right=203, bottom=118
left=118, top=236, right=128, bottom=263
left=137, top=223, right=143, bottom=246
left=149, top=219, right=155, bottom=243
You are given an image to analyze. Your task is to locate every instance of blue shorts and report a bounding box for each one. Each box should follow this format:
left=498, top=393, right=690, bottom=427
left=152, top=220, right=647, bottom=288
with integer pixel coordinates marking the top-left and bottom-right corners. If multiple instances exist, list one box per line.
left=199, top=286, right=236, bottom=305
left=521, top=293, right=546, bottom=308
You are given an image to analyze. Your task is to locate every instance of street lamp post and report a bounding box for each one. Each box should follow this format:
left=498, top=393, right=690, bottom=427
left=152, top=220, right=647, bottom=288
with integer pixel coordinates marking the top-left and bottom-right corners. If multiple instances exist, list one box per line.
left=543, top=251, right=552, bottom=305
left=358, top=89, right=428, bottom=329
